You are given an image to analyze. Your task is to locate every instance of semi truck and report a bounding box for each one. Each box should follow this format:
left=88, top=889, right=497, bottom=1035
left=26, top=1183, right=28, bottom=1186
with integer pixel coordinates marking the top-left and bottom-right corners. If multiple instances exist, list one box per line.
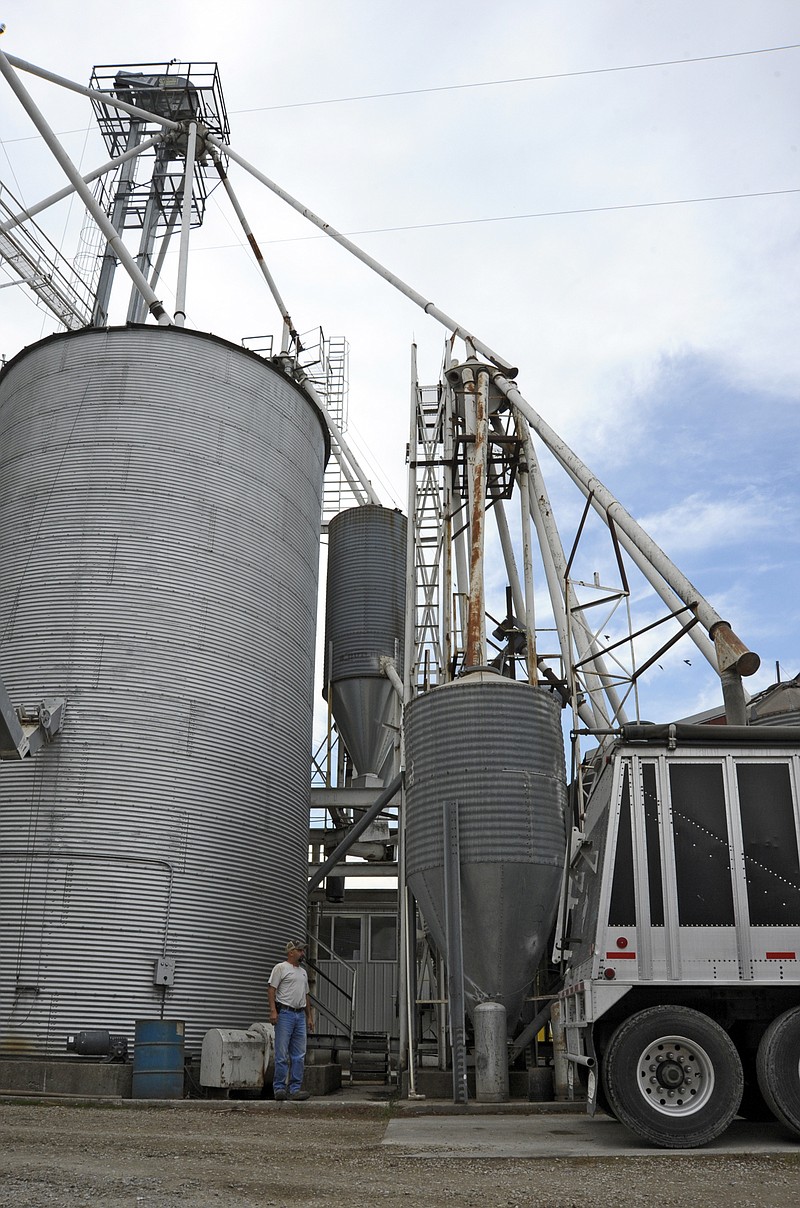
left=553, top=721, right=800, bottom=1148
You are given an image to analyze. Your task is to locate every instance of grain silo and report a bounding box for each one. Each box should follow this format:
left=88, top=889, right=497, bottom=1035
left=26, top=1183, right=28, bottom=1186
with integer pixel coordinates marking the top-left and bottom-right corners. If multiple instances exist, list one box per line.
left=323, top=505, right=407, bottom=782
left=0, top=324, right=329, bottom=1054
left=404, top=671, right=567, bottom=1034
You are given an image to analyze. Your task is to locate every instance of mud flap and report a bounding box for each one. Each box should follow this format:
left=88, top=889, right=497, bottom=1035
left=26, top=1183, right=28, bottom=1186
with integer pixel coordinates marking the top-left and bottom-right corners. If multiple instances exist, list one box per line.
left=585, top=1028, right=599, bottom=1117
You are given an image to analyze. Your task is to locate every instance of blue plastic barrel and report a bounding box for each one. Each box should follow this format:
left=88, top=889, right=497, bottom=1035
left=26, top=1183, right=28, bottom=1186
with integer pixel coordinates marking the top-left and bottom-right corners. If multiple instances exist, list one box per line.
left=131, top=1019, right=185, bottom=1099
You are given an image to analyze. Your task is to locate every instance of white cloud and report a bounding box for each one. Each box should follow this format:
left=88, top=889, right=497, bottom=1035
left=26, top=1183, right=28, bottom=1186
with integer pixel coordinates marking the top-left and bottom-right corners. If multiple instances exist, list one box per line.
left=636, top=490, right=786, bottom=556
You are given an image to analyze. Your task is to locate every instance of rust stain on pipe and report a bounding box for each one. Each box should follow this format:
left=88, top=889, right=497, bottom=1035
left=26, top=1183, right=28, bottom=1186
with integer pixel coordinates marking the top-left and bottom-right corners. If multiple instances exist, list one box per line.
left=465, top=369, right=489, bottom=668
left=710, top=620, right=761, bottom=677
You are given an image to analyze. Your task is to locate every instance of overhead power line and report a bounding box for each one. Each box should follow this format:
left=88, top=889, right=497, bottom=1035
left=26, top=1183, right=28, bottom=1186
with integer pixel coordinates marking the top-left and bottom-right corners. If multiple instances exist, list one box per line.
left=2, top=42, right=797, bottom=144
left=235, top=42, right=800, bottom=114
left=192, top=185, right=799, bottom=252
left=332, top=187, right=800, bottom=237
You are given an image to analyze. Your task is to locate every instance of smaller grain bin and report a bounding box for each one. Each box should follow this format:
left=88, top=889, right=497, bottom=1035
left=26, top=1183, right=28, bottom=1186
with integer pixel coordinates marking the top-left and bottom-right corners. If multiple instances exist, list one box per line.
left=323, top=506, right=407, bottom=781
left=404, top=670, right=568, bottom=1033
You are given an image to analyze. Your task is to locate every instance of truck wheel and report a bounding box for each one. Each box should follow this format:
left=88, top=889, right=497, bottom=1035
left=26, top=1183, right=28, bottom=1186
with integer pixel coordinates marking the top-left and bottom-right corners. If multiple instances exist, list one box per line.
left=738, top=1046, right=774, bottom=1122
left=756, top=1006, right=800, bottom=1136
left=602, top=1005, right=743, bottom=1149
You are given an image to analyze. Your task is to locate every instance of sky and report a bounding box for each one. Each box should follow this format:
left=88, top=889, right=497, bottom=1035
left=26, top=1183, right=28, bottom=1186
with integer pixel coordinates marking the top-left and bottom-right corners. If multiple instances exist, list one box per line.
left=1, top=0, right=799, bottom=732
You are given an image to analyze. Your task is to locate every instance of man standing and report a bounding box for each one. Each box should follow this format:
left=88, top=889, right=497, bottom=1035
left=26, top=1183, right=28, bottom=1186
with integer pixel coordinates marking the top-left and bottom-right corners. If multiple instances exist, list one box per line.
left=268, top=939, right=314, bottom=1101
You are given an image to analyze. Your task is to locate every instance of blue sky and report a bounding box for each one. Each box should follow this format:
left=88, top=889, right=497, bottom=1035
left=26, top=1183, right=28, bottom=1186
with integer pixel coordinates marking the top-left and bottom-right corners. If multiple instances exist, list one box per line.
left=568, top=351, right=800, bottom=720
left=1, top=0, right=798, bottom=728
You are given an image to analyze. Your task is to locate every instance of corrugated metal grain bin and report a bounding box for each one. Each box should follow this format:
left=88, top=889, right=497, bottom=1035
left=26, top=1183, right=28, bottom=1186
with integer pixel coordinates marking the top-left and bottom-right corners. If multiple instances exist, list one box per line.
left=323, top=505, right=406, bottom=778
left=404, top=671, right=567, bottom=1033
left=0, top=325, right=328, bottom=1055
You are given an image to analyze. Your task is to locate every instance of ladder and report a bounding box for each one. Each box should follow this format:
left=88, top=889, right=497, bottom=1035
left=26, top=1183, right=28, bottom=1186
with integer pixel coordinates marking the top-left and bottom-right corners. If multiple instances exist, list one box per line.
left=409, top=369, right=448, bottom=694
left=349, top=1031, right=390, bottom=1083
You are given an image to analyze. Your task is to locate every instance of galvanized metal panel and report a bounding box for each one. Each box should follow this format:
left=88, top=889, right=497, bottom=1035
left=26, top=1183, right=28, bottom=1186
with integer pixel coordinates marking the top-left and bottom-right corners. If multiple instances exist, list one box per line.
left=404, top=671, right=568, bottom=1032
left=315, top=959, right=398, bottom=1035
left=0, top=326, right=328, bottom=1055
left=323, top=506, right=406, bottom=776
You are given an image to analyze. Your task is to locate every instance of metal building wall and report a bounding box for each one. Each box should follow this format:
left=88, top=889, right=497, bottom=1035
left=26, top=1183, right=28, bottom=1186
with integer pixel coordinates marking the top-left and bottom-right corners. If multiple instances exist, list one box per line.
left=315, top=957, right=398, bottom=1036
left=0, top=326, right=328, bottom=1055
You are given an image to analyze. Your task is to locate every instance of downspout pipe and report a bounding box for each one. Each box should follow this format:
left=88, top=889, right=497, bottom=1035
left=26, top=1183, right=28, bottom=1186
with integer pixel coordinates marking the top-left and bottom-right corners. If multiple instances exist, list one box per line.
left=493, top=372, right=760, bottom=688
left=202, top=130, right=517, bottom=377
left=508, top=1001, right=553, bottom=1064
left=0, top=134, right=163, bottom=230
left=0, top=50, right=173, bottom=324
left=308, top=772, right=403, bottom=891
left=210, top=149, right=299, bottom=353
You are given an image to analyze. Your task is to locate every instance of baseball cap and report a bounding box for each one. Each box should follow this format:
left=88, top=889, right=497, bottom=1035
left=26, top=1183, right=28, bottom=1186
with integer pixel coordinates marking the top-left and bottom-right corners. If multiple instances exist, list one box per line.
left=285, top=939, right=306, bottom=954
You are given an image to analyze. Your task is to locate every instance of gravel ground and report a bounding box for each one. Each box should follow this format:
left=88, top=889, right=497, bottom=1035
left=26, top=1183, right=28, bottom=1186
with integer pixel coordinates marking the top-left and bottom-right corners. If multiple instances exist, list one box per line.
left=2, top=1101, right=800, bottom=1207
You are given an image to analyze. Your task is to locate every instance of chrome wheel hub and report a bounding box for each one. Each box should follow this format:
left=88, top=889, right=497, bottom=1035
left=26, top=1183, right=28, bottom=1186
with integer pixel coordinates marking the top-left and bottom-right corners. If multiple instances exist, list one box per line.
left=636, top=1034, right=715, bottom=1116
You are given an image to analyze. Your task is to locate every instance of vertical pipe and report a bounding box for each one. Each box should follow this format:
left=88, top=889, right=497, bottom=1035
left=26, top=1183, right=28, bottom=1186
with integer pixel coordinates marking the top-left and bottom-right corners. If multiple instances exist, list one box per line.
left=443, top=801, right=468, bottom=1104
left=441, top=370, right=460, bottom=679
left=436, top=950, right=448, bottom=1071
left=453, top=519, right=469, bottom=663
left=325, top=642, right=334, bottom=789
left=492, top=499, right=525, bottom=622
left=144, top=201, right=180, bottom=309
left=463, top=366, right=489, bottom=669
left=397, top=355, right=418, bottom=1087
left=518, top=448, right=538, bottom=681
left=174, top=122, right=198, bottom=327
left=399, top=357, right=416, bottom=1077
left=550, top=998, right=571, bottom=1101
left=401, top=884, right=423, bottom=1096
left=720, top=667, right=748, bottom=725
left=404, top=345, right=420, bottom=701
left=127, top=148, right=173, bottom=325
left=92, top=121, right=141, bottom=326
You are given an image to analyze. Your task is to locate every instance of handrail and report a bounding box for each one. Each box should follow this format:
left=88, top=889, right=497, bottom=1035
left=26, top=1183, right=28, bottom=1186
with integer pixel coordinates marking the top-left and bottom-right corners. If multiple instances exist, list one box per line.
left=307, top=941, right=360, bottom=1078
left=308, top=992, right=351, bottom=1040
left=306, top=955, right=354, bottom=1000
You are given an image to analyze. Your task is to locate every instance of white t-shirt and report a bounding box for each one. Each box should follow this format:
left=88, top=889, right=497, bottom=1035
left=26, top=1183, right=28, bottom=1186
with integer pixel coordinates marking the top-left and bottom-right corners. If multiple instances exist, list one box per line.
left=268, top=961, right=309, bottom=1009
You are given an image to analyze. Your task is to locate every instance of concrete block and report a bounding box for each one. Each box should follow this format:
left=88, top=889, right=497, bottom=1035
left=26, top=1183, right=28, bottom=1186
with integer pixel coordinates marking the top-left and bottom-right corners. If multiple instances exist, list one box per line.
left=526, top=1065, right=554, bottom=1101
left=303, top=1062, right=342, bottom=1096
left=0, top=1058, right=132, bottom=1098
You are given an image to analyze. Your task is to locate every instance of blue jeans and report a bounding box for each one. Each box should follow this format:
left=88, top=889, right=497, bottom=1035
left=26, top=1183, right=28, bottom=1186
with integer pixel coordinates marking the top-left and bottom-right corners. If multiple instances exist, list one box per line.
left=273, top=1008, right=306, bottom=1094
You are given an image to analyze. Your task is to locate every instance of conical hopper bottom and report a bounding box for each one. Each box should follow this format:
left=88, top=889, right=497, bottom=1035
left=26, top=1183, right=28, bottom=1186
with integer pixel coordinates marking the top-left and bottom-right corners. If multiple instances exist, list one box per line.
left=404, top=673, right=568, bottom=1034
left=330, top=676, right=397, bottom=778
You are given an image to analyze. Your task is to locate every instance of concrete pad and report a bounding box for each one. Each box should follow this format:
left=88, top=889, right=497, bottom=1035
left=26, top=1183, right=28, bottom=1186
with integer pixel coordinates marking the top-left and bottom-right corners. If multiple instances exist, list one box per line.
left=384, top=1113, right=800, bottom=1158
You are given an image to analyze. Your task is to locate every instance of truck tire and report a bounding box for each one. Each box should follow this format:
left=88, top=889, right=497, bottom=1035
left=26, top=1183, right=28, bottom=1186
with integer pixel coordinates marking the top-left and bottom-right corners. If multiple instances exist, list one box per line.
left=756, top=1006, right=800, bottom=1136
left=737, top=1046, right=774, bottom=1122
left=601, top=1005, right=743, bottom=1148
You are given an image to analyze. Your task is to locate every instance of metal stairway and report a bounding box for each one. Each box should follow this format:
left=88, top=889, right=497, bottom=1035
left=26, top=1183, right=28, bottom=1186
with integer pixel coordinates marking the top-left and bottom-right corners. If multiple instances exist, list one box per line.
left=349, top=1031, right=390, bottom=1084
left=0, top=183, right=93, bottom=330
